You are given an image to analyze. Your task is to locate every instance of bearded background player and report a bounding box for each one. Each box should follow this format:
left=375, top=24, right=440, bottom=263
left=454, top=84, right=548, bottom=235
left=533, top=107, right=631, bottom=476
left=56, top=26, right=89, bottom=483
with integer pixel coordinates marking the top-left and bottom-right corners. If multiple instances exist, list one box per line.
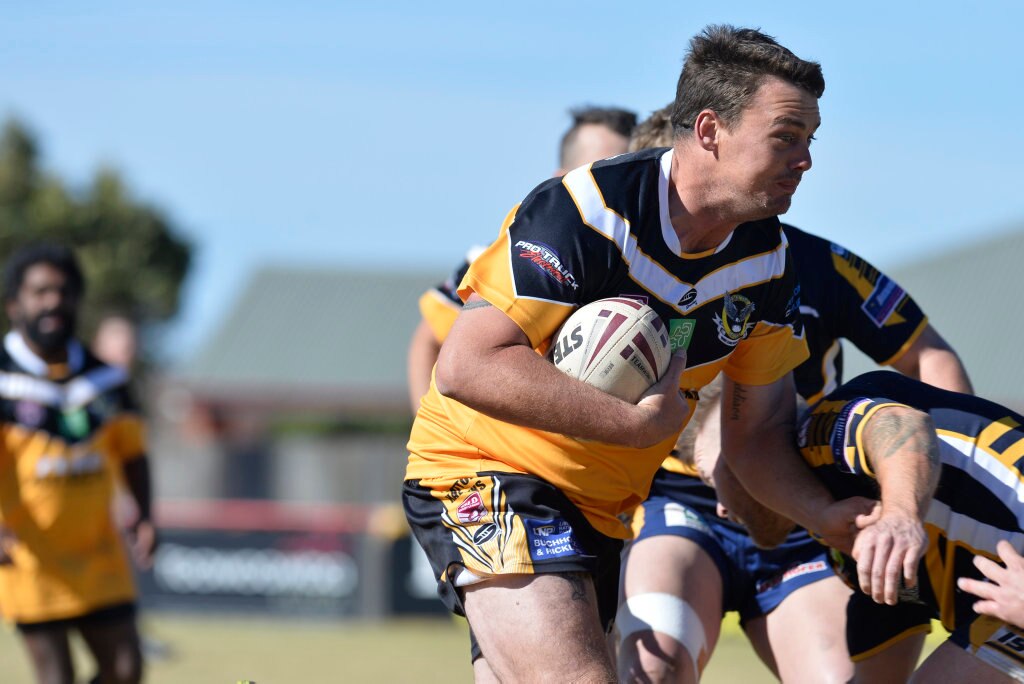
left=0, top=243, right=156, bottom=684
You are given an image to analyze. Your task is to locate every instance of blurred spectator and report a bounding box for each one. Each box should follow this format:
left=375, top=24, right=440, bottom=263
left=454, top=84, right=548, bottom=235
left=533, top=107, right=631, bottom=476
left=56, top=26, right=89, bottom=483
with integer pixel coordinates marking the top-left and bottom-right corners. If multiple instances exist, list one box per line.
left=0, top=243, right=156, bottom=684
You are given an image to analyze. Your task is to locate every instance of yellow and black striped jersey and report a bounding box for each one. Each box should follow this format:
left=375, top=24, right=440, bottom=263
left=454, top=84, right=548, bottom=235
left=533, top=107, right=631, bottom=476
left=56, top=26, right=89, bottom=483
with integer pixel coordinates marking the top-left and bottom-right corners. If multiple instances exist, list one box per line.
left=0, top=332, right=146, bottom=623
left=786, top=226, right=927, bottom=405
left=799, top=370, right=1024, bottom=632
left=407, top=147, right=808, bottom=539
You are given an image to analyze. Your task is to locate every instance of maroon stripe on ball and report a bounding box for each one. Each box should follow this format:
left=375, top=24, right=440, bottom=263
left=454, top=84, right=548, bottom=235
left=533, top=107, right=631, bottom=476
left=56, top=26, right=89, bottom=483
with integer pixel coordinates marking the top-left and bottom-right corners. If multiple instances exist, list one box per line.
left=632, top=332, right=659, bottom=373
left=589, top=312, right=627, bottom=366
left=619, top=345, right=634, bottom=359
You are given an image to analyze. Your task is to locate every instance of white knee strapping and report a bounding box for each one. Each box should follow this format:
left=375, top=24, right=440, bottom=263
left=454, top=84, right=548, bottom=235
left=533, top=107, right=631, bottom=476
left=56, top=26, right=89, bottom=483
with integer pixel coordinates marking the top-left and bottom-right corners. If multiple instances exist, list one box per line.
left=617, top=592, right=707, bottom=679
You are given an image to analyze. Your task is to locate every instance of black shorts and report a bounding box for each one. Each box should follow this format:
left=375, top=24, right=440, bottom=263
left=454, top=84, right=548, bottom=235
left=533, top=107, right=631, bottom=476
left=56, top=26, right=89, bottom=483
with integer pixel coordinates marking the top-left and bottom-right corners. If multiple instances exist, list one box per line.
left=16, top=602, right=137, bottom=634
left=402, top=471, right=622, bottom=628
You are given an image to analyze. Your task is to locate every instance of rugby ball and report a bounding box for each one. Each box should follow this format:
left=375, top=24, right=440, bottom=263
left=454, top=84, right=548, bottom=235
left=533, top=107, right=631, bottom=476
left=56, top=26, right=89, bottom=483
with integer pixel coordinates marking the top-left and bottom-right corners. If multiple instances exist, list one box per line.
left=549, top=297, right=672, bottom=403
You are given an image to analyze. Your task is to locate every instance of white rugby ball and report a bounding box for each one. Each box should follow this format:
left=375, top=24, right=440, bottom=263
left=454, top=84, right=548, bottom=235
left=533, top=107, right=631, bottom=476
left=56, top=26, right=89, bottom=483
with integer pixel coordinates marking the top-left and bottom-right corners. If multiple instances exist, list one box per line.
left=549, top=297, right=672, bottom=403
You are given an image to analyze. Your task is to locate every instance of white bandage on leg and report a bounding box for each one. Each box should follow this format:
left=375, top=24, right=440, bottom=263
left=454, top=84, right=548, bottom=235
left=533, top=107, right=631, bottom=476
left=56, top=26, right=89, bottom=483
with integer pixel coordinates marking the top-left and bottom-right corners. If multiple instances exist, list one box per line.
left=617, top=592, right=707, bottom=681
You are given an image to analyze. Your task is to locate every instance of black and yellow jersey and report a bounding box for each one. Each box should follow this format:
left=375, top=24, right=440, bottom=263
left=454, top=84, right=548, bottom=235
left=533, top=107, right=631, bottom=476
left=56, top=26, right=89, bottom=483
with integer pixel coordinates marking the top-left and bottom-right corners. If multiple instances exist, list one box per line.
left=799, top=370, right=1024, bottom=632
left=0, top=332, right=146, bottom=623
left=418, top=248, right=480, bottom=345
left=785, top=225, right=927, bottom=405
left=407, top=147, right=808, bottom=538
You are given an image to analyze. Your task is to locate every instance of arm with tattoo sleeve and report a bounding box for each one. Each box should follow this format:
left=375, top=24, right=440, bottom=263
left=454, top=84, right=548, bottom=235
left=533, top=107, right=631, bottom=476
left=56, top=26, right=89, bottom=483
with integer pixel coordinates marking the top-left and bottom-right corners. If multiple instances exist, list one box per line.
left=853, top=406, right=939, bottom=605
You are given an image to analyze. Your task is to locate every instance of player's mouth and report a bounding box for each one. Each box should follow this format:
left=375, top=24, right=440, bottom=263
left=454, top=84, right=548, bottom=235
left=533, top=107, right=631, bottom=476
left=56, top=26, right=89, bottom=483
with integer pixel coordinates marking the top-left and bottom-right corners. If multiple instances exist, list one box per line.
left=777, top=178, right=800, bottom=194
left=35, top=313, right=67, bottom=333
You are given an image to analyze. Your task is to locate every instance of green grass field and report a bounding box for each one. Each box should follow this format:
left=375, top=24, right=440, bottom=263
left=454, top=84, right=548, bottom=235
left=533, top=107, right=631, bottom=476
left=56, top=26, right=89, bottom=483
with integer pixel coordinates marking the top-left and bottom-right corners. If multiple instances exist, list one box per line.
left=0, top=612, right=947, bottom=683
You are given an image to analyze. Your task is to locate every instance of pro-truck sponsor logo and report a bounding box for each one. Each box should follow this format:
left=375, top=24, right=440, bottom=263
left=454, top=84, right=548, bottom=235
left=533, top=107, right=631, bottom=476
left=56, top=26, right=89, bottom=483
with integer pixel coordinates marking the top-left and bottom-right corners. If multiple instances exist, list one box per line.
left=514, top=241, right=578, bottom=290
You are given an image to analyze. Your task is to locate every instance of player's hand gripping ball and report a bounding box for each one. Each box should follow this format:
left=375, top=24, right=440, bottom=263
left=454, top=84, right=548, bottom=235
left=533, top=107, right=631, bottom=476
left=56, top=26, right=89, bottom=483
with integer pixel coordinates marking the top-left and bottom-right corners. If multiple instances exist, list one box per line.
left=550, top=297, right=671, bottom=403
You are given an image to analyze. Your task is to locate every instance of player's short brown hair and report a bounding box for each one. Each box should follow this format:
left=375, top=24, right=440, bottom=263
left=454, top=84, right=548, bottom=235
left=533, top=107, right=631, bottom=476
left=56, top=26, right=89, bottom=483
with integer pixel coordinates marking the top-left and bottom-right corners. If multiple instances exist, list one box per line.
left=671, top=25, right=824, bottom=135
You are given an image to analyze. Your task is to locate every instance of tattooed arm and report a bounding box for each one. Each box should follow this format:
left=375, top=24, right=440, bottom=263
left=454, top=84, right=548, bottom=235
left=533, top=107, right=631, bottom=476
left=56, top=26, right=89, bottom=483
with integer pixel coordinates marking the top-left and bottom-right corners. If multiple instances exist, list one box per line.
left=720, top=374, right=877, bottom=553
left=852, top=406, right=939, bottom=606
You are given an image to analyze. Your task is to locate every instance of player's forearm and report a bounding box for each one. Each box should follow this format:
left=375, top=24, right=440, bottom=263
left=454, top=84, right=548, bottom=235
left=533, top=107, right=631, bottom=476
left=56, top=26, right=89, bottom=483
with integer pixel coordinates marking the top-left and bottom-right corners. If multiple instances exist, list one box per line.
left=436, top=342, right=676, bottom=448
left=121, top=456, right=153, bottom=522
left=721, top=378, right=835, bottom=532
left=724, top=428, right=834, bottom=532
left=916, top=347, right=974, bottom=395
left=863, top=406, right=940, bottom=517
left=892, top=325, right=974, bottom=394
left=713, top=458, right=795, bottom=548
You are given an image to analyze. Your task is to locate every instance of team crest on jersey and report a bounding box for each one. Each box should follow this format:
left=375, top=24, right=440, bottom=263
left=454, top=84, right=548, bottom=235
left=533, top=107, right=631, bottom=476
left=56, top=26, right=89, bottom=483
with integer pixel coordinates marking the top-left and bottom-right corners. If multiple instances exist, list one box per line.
left=714, top=293, right=756, bottom=346
left=457, top=491, right=486, bottom=523
left=514, top=240, right=578, bottom=290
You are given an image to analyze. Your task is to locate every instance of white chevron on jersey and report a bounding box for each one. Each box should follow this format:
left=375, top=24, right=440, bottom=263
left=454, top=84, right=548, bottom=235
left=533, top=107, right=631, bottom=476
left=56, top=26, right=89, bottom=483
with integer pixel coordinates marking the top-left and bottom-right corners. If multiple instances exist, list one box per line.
left=562, top=153, right=789, bottom=316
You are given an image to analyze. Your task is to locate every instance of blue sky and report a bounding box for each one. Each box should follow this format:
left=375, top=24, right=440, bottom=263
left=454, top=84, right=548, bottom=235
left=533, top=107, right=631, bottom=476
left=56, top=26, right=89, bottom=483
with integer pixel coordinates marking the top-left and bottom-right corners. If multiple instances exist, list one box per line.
left=2, top=2, right=1022, bottom=363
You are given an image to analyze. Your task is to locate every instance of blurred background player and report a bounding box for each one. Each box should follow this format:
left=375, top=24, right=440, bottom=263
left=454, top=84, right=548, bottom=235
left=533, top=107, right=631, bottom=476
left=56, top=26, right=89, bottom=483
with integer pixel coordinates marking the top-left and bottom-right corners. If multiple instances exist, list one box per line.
left=407, top=105, right=637, bottom=412
left=616, top=105, right=972, bottom=683
left=0, top=244, right=156, bottom=684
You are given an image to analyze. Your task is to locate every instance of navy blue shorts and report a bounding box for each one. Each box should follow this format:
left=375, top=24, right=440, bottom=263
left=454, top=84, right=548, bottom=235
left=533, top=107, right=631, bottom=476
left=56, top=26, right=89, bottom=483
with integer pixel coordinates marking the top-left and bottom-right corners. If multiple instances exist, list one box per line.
left=631, top=469, right=835, bottom=623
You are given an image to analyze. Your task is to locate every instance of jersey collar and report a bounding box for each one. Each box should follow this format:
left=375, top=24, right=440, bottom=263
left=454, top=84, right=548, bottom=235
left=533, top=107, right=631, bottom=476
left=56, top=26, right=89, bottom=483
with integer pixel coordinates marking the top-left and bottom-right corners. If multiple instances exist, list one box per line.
left=4, top=331, right=85, bottom=377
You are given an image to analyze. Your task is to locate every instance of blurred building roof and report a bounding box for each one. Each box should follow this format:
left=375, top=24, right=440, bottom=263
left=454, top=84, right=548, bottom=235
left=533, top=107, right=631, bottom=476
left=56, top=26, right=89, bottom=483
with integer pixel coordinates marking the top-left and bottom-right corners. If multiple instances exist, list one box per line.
left=845, top=227, right=1024, bottom=409
left=177, top=266, right=438, bottom=415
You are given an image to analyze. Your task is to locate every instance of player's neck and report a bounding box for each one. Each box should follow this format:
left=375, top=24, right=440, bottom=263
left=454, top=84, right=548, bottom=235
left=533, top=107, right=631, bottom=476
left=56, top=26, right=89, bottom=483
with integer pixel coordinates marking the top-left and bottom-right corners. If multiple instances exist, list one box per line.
left=668, top=150, right=741, bottom=253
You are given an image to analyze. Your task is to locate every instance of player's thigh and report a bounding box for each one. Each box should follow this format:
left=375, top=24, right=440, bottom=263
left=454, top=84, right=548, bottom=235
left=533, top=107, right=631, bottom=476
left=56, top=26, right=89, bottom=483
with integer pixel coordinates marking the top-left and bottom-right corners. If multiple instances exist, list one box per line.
left=617, top=535, right=724, bottom=683
left=18, top=625, right=75, bottom=684
left=756, top=575, right=853, bottom=684
left=463, top=571, right=614, bottom=684
left=77, top=609, right=143, bottom=684
left=911, top=641, right=1017, bottom=683
left=853, top=632, right=927, bottom=684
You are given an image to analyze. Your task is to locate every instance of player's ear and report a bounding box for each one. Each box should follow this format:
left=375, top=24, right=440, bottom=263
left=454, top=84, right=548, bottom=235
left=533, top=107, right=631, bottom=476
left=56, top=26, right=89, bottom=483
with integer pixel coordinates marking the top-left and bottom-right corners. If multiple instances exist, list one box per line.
left=694, top=110, right=720, bottom=152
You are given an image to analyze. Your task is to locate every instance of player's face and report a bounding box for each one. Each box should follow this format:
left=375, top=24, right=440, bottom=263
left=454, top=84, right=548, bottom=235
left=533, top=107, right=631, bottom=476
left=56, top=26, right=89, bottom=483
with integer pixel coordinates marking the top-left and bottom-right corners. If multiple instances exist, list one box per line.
left=6, top=263, right=80, bottom=354
left=717, top=77, right=819, bottom=219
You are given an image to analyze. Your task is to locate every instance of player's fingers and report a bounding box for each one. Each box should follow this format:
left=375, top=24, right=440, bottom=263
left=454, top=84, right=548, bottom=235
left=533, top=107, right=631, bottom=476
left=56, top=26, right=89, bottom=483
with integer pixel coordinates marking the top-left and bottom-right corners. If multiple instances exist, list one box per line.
left=854, top=500, right=882, bottom=528
left=871, top=535, right=895, bottom=604
left=716, top=503, right=729, bottom=519
left=903, top=544, right=921, bottom=590
left=971, top=600, right=1005, bottom=622
left=997, top=540, right=1024, bottom=570
left=882, top=540, right=905, bottom=605
left=959, top=576, right=998, bottom=600
left=974, top=553, right=1008, bottom=584
left=855, top=534, right=876, bottom=597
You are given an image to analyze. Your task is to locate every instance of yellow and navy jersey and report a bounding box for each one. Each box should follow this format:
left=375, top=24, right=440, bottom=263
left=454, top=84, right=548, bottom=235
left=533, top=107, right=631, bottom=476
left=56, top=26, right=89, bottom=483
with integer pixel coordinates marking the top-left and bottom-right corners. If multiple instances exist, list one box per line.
left=798, top=370, right=1024, bottom=632
left=418, top=257, right=474, bottom=344
left=786, top=225, right=927, bottom=405
left=0, top=332, right=146, bottom=623
left=407, top=147, right=808, bottom=539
